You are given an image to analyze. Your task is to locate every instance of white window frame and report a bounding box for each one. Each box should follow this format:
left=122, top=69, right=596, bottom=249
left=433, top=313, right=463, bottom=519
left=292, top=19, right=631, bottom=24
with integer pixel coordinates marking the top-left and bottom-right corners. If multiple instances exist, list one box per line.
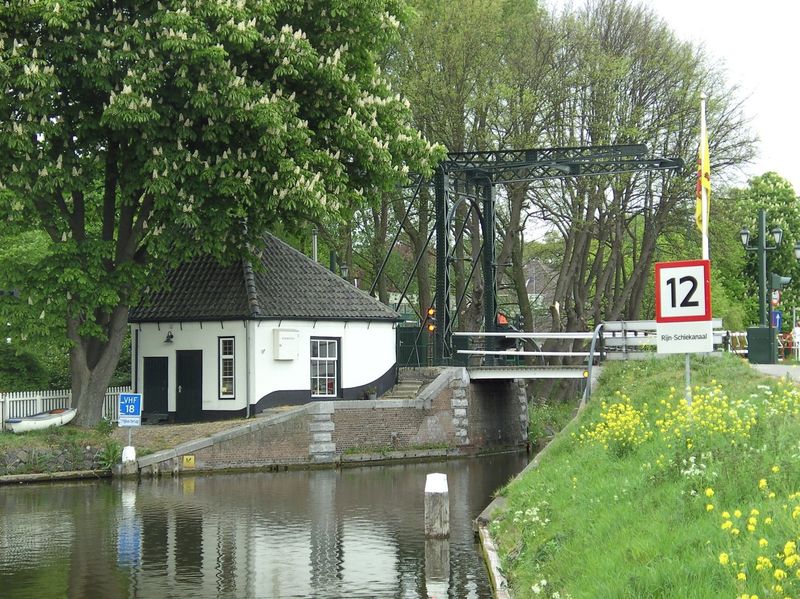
left=219, top=337, right=235, bottom=399
left=310, top=338, right=339, bottom=398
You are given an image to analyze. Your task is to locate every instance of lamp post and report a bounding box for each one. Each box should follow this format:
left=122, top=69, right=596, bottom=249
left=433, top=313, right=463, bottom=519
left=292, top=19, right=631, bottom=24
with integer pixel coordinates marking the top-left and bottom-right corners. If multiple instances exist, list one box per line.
left=740, top=209, right=782, bottom=327
left=740, top=208, right=800, bottom=363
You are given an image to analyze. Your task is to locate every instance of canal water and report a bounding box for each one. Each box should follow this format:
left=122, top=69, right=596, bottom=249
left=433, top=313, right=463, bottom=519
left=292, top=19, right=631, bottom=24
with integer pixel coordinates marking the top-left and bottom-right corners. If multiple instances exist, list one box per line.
left=0, top=452, right=526, bottom=599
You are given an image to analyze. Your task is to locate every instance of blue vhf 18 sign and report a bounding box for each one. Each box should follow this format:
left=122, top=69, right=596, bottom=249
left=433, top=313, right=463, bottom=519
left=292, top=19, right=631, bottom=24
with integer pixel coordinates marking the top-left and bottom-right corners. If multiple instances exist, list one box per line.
left=118, top=393, right=143, bottom=427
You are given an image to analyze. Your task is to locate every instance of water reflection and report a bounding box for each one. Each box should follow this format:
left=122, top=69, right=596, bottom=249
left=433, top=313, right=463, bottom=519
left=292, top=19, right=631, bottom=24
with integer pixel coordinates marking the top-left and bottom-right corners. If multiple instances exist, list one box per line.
left=0, top=453, right=526, bottom=599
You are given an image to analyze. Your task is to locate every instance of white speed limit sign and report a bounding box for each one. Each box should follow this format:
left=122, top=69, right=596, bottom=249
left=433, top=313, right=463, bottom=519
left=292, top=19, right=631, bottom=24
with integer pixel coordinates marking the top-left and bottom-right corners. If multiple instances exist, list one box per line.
left=655, top=259, right=712, bottom=353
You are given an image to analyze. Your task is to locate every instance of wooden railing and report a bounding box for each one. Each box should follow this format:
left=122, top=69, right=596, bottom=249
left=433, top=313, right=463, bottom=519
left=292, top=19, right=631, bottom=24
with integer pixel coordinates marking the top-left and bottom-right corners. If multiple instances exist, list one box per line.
left=0, top=386, right=130, bottom=430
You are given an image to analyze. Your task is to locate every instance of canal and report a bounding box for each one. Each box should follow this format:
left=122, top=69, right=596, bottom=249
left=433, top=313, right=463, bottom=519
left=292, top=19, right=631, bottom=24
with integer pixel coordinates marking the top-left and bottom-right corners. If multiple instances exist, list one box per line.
left=0, top=452, right=526, bottom=598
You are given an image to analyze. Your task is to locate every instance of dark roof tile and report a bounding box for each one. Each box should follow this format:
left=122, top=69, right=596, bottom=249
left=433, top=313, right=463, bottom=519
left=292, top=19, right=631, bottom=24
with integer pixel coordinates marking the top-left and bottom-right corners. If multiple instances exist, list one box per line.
left=129, top=233, right=399, bottom=323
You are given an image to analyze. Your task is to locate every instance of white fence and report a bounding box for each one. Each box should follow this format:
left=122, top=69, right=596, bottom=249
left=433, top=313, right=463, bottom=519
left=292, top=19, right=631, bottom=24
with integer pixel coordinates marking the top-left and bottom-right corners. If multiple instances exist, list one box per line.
left=0, top=386, right=131, bottom=430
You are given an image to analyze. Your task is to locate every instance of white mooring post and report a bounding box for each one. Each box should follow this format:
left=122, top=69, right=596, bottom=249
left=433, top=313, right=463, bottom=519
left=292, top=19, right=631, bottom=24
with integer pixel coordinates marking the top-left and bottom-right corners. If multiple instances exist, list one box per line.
left=424, top=473, right=450, bottom=538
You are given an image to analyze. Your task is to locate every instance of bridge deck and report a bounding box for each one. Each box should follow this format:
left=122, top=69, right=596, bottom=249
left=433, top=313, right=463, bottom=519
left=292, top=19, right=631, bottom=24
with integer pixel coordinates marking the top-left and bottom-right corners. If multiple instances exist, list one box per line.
left=467, top=365, right=589, bottom=380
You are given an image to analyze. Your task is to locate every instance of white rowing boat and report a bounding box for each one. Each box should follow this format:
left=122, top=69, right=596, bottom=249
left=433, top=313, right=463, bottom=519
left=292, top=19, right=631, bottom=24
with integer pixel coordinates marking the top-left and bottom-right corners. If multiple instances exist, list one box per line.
left=4, top=408, right=77, bottom=433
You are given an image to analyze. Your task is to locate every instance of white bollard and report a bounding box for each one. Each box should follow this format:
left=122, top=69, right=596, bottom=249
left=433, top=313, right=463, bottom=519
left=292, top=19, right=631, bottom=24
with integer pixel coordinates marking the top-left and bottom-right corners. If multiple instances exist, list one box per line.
left=121, top=445, right=137, bottom=463
left=424, top=472, right=449, bottom=538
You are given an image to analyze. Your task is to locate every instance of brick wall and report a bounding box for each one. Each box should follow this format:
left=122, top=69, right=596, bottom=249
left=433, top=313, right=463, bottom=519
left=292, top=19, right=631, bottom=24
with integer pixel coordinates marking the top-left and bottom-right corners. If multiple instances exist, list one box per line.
left=134, top=369, right=529, bottom=477
left=2, top=446, right=105, bottom=476
left=193, top=414, right=311, bottom=470
left=467, top=379, right=527, bottom=447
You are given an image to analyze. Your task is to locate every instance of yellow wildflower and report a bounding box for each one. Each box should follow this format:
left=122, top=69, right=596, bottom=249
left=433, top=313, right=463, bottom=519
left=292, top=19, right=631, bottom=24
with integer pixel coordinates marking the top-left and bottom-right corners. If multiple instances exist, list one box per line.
left=737, top=572, right=747, bottom=581
left=706, top=504, right=714, bottom=512
left=720, top=552, right=730, bottom=565
left=760, top=538, right=769, bottom=548
left=773, top=465, right=781, bottom=473
left=775, top=568, right=787, bottom=580
left=706, top=488, right=715, bottom=498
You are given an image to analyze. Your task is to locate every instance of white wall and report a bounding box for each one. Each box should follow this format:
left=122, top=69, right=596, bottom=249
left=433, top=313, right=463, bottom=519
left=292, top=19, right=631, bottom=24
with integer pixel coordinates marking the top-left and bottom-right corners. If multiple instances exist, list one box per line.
left=133, top=319, right=396, bottom=413
left=132, top=321, right=248, bottom=414
left=251, top=320, right=396, bottom=401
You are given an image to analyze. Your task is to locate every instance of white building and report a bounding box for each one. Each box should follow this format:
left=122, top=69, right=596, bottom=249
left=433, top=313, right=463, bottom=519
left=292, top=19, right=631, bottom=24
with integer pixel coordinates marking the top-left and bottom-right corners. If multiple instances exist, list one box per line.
left=129, top=234, right=400, bottom=422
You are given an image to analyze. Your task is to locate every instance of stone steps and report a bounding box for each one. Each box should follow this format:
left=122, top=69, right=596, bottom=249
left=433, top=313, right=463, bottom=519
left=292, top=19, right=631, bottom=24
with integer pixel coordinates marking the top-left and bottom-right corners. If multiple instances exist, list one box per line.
left=381, top=380, right=425, bottom=400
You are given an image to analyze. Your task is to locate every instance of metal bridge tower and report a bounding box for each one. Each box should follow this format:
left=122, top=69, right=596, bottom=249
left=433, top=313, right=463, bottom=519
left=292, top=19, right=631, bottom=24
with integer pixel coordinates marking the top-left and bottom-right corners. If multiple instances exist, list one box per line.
left=374, top=144, right=683, bottom=366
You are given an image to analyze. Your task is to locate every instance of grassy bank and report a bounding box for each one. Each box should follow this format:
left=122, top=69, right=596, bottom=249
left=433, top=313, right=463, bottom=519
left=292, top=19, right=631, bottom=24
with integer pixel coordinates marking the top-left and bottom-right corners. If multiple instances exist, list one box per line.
left=0, top=422, right=114, bottom=451
left=493, top=354, right=800, bottom=598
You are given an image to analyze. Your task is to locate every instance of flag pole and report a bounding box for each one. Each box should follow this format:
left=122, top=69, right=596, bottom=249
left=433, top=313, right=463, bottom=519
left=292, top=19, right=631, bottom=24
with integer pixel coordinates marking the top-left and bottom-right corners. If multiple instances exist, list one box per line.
left=700, top=92, right=709, bottom=261
left=688, top=92, right=711, bottom=407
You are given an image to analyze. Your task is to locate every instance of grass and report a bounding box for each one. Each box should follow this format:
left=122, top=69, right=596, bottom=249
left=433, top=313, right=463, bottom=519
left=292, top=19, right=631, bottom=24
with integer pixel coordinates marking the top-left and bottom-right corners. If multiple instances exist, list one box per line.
left=492, top=353, right=800, bottom=598
left=0, top=425, right=111, bottom=451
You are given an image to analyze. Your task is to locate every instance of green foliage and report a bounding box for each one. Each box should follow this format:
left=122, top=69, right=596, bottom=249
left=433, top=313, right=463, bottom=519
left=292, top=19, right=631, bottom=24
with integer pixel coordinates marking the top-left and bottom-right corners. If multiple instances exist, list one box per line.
left=0, top=0, right=441, bottom=422
left=93, top=417, right=115, bottom=437
left=0, top=341, right=50, bottom=391
left=492, top=354, right=800, bottom=598
left=726, top=173, right=800, bottom=330
left=528, top=400, right=575, bottom=448
left=96, top=440, right=122, bottom=470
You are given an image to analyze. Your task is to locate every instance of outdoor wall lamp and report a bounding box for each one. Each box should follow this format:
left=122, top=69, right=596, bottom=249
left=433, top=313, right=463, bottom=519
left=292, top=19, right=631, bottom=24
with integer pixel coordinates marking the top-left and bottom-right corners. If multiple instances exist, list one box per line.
left=340, top=264, right=349, bottom=281
left=165, top=331, right=174, bottom=343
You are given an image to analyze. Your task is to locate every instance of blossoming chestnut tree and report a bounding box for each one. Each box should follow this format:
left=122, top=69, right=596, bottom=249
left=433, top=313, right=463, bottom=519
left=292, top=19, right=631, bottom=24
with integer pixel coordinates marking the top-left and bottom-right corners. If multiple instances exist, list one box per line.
left=0, top=0, right=441, bottom=425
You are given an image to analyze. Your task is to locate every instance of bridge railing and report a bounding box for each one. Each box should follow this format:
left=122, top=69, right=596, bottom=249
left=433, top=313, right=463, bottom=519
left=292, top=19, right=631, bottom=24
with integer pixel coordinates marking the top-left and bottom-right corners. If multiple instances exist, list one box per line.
left=452, top=328, right=604, bottom=400
left=451, top=321, right=746, bottom=402
left=602, top=318, right=728, bottom=359
left=451, top=330, right=597, bottom=364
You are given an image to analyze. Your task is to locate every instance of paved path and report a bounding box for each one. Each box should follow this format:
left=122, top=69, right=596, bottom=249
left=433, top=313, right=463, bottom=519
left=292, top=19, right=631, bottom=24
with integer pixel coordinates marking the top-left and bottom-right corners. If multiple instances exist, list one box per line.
left=111, top=407, right=295, bottom=454
left=753, top=364, right=800, bottom=381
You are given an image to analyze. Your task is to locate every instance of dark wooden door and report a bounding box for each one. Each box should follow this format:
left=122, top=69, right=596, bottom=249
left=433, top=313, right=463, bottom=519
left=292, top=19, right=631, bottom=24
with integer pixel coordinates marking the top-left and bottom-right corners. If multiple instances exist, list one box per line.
left=176, top=350, right=203, bottom=422
left=143, top=357, right=168, bottom=419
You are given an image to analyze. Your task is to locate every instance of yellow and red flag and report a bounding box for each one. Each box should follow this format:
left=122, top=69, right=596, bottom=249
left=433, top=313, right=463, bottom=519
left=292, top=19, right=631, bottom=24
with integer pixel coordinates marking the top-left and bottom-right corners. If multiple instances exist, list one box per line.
left=695, top=97, right=711, bottom=233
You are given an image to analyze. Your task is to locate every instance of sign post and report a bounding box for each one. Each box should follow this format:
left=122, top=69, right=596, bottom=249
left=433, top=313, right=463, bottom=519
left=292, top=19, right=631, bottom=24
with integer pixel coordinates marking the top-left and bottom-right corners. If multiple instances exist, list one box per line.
left=118, top=392, right=143, bottom=463
left=655, top=260, right=713, bottom=405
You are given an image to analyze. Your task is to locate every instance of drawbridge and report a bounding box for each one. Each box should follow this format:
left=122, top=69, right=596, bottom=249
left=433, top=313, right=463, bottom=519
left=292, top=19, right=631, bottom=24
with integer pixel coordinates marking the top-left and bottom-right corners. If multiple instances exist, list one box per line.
left=374, top=143, right=684, bottom=380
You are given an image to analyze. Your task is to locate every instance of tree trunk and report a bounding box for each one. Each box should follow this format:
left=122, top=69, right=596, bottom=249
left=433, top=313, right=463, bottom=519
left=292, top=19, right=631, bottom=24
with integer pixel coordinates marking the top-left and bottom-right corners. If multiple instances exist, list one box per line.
left=70, top=305, right=129, bottom=427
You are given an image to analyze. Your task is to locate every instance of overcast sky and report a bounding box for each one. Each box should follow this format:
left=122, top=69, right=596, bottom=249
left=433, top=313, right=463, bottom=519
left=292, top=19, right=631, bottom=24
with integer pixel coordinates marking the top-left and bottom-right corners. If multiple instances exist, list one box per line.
left=547, top=0, right=800, bottom=193
left=650, top=0, right=800, bottom=193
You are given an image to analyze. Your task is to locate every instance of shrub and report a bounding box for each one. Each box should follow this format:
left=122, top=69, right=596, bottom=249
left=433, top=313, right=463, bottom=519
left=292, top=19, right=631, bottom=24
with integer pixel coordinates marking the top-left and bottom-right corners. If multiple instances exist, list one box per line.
left=96, top=440, right=122, bottom=470
left=577, top=391, right=652, bottom=457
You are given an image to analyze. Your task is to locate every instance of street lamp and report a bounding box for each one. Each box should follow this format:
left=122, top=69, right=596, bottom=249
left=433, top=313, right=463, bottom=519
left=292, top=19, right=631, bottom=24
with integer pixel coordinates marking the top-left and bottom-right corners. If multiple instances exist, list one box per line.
left=740, top=209, right=782, bottom=327
left=340, top=263, right=349, bottom=281
left=740, top=208, right=800, bottom=363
